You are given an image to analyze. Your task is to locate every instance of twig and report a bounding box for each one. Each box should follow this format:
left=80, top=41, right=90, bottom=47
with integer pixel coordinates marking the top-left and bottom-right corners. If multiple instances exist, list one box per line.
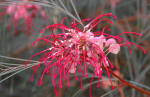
left=102, top=66, right=150, bottom=96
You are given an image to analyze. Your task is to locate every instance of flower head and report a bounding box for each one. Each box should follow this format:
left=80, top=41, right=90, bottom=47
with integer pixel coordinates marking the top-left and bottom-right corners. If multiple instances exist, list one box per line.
left=26, top=13, right=146, bottom=97
left=6, top=0, right=46, bottom=35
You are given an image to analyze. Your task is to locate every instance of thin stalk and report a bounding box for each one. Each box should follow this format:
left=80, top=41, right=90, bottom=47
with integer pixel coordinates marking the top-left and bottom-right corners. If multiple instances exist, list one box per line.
left=102, top=66, right=150, bottom=96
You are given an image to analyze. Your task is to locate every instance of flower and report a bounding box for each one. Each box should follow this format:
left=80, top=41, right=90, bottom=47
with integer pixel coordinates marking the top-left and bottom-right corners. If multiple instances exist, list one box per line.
left=6, top=0, right=46, bottom=35
left=26, top=13, right=146, bottom=97
left=106, top=38, right=120, bottom=54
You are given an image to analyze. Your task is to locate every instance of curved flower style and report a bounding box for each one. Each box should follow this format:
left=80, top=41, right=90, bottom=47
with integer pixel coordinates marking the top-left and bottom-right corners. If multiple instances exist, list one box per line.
left=6, top=0, right=46, bottom=35
left=26, top=13, right=146, bottom=97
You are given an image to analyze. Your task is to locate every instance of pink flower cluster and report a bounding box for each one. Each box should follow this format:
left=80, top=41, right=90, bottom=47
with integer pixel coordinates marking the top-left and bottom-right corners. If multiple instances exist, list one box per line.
left=6, top=0, right=46, bottom=35
left=26, top=13, right=146, bottom=97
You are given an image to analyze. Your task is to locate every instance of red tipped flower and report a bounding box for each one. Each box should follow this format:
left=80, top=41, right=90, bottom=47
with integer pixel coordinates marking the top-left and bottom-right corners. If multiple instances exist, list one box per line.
left=26, top=13, right=146, bottom=97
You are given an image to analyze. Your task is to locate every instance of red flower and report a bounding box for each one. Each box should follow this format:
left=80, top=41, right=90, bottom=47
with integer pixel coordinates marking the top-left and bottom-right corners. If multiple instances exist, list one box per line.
left=6, top=0, right=46, bottom=35
left=26, top=13, right=146, bottom=97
